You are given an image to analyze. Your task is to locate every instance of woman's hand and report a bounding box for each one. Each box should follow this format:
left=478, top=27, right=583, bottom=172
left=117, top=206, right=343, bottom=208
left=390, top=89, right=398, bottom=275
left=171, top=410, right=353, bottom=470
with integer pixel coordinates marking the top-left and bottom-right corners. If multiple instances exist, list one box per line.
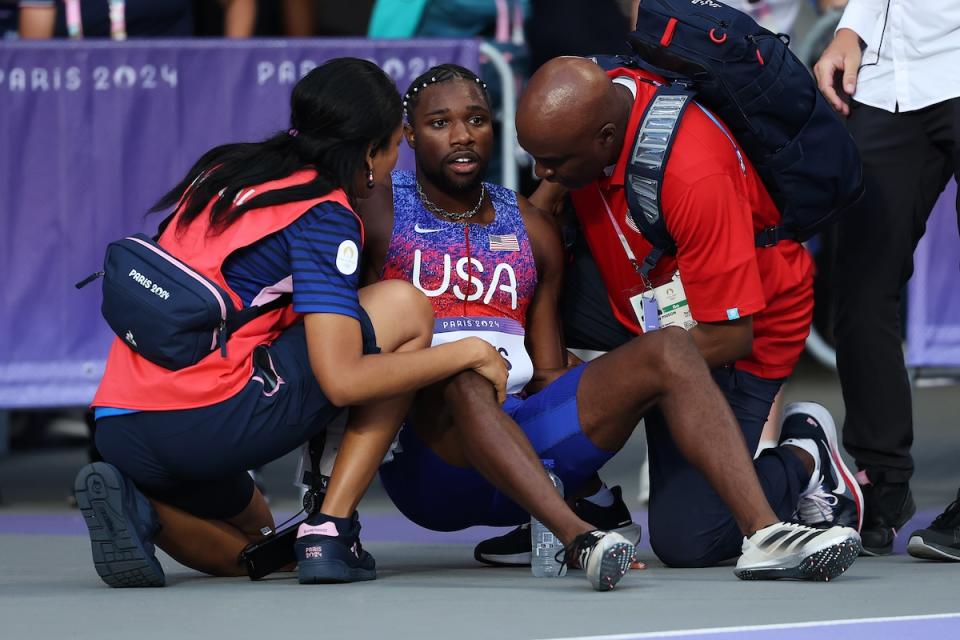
left=463, top=337, right=509, bottom=405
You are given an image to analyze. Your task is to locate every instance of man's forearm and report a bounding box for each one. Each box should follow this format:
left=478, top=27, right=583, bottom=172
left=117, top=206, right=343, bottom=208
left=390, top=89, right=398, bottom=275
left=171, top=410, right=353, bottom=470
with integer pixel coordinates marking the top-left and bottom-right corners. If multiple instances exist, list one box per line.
left=688, top=319, right=753, bottom=369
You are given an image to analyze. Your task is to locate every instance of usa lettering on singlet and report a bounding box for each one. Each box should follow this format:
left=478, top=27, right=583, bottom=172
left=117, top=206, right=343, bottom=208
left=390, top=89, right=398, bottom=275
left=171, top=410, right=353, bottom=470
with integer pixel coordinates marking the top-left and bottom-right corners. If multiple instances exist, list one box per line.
left=381, top=170, right=538, bottom=395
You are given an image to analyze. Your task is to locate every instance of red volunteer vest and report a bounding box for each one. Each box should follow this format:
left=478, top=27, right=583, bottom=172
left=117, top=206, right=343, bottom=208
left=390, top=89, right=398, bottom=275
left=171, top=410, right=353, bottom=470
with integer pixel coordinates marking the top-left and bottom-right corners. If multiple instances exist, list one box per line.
left=93, top=171, right=354, bottom=411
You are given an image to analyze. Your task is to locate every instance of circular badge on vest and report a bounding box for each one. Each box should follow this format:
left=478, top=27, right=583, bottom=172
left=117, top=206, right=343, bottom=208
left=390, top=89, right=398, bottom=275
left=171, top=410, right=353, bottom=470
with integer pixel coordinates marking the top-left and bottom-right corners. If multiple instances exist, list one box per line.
left=336, top=240, right=359, bottom=275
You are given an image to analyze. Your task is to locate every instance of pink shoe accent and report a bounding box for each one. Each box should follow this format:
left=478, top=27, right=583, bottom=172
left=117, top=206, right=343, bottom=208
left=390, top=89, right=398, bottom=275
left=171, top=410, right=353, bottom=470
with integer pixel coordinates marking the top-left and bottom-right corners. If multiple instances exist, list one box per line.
left=297, top=521, right=338, bottom=538
left=856, top=470, right=871, bottom=486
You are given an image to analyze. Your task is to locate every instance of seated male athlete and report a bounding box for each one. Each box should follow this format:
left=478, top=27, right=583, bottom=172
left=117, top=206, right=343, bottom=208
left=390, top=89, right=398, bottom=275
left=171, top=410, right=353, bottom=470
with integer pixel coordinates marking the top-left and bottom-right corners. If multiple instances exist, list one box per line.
left=359, top=64, right=862, bottom=583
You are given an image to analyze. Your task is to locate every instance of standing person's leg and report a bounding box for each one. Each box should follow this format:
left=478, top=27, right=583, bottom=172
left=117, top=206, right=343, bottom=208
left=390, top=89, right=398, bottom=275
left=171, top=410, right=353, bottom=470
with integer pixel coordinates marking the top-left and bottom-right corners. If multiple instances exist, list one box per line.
left=835, top=102, right=955, bottom=554
left=903, top=98, right=960, bottom=563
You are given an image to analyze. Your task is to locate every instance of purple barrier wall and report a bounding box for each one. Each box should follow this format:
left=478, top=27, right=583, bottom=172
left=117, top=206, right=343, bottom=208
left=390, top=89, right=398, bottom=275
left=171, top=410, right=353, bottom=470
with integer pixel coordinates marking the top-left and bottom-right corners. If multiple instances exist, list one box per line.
left=0, top=39, right=478, bottom=408
left=908, top=180, right=960, bottom=369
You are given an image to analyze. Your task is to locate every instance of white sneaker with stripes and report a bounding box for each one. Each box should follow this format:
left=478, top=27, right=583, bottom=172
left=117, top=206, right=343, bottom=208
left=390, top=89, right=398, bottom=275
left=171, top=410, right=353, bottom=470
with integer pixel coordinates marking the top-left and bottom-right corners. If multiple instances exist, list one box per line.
left=734, top=521, right=861, bottom=581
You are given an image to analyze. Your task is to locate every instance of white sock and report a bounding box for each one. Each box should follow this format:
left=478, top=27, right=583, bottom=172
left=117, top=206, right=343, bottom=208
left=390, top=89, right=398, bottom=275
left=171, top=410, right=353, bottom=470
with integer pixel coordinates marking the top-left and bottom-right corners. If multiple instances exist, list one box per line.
left=780, top=438, right=821, bottom=495
left=583, top=483, right=615, bottom=508
left=755, top=439, right=778, bottom=458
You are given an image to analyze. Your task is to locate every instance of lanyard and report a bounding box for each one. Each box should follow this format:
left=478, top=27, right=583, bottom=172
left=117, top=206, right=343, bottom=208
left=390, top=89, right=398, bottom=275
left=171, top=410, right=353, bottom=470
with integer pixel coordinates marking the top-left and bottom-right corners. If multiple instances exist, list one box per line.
left=64, top=0, right=127, bottom=40
left=595, top=184, right=653, bottom=288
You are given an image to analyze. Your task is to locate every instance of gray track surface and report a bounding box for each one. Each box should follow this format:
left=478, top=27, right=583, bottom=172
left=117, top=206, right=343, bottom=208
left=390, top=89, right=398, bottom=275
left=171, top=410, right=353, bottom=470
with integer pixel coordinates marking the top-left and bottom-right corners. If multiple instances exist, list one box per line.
left=2, top=359, right=959, bottom=639
left=2, top=534, right=959, bottom=640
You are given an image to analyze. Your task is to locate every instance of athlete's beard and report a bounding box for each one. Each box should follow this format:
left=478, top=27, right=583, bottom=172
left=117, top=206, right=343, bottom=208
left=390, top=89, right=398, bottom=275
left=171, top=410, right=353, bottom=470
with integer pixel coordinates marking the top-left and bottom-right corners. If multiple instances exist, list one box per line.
left=418, top=155, right=489, bottom=198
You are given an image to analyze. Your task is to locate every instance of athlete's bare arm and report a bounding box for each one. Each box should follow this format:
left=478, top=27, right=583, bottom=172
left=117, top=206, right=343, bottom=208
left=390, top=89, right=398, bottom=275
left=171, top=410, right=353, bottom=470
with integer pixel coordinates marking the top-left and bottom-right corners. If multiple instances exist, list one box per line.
left=356, top=181, right=396, bottom=286
left=528, top=180, right=569, bottom=219
left=517, top=196, right=568, bottom=393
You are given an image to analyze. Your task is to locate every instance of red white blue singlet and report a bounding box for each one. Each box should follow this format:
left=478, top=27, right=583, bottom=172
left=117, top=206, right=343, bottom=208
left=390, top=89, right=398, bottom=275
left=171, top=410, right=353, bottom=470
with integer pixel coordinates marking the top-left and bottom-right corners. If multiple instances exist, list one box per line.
left=380, top=170, right=537, bottom=394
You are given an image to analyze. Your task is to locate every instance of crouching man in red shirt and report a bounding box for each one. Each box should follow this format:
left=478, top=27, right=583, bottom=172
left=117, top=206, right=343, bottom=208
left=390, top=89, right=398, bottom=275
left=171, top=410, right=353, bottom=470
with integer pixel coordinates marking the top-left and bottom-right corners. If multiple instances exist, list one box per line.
left=486, top=56, right=864, bottom=573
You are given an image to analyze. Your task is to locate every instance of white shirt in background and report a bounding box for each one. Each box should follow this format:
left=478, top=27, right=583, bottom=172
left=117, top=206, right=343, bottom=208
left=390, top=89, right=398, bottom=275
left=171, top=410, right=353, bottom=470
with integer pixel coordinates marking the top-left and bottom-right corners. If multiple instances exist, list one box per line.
left=837, top=0, right=960, bottom=113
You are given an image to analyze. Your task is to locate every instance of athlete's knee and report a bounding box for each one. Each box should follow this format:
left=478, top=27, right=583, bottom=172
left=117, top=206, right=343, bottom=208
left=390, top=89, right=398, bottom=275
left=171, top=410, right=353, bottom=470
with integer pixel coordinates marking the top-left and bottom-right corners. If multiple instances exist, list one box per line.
left=657, top=326, right=697, bottom=355
left=625, top=327, right=699, bottom=382
left=443, top=370, right=498, bottom=408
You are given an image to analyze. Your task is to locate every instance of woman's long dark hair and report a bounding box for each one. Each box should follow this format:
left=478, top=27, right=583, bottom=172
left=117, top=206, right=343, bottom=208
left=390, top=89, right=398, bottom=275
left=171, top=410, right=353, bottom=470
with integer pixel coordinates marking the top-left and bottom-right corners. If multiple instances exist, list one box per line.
left=151, top=57, right=402, bottom=234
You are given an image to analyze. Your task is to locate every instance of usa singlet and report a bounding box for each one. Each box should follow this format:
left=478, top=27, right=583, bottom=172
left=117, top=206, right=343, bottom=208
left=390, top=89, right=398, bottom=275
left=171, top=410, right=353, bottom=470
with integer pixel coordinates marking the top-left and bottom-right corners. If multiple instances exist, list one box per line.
left=381, top=170, right=537, bottom=394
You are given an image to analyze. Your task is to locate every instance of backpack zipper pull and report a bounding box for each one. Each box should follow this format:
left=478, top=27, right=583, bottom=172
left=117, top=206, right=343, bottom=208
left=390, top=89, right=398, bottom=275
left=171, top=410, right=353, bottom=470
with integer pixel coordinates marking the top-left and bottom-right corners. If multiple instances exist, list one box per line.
left=75, top=271, right=105, bottom=289
left=218, top=321, right=229, bottom=357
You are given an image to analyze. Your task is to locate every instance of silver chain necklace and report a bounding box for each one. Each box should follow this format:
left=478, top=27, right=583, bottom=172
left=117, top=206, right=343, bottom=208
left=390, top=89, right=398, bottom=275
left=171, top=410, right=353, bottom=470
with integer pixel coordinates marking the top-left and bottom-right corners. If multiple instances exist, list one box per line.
left=416, top=180, right=486, bottom=222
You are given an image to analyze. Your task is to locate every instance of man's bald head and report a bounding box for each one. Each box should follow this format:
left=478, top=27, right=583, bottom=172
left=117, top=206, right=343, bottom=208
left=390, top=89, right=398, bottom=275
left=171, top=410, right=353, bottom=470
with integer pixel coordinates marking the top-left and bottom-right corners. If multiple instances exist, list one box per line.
left=517, top=57, right=631, bottom=190
left=519, top=57, right=616, bottom=134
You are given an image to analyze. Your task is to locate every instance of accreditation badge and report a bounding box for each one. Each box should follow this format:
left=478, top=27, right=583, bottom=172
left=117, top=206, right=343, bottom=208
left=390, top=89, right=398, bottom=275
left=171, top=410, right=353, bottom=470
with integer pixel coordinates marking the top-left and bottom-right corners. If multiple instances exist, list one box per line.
left=628, top=271, right=697, bottom=333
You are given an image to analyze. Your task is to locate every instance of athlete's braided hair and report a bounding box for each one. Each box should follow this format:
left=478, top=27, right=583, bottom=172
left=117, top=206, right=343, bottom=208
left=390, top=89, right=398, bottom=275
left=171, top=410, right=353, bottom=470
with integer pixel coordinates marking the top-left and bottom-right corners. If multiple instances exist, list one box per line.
left=403, top=64, right=490, bottom=123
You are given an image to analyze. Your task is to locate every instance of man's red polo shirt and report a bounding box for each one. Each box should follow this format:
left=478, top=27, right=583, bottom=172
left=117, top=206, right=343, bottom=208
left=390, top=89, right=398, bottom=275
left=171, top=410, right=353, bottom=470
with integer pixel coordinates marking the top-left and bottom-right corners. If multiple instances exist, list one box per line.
left=570, top=68, right=814, bottom=380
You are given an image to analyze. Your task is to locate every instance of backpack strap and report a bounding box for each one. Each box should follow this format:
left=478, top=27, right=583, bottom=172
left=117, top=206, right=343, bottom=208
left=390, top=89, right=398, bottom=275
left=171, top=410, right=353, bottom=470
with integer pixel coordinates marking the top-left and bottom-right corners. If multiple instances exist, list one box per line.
left=623, top=83, right=694, bottom=279
left=210, top=293, right=292, bottom=357
left=755, top=225, right=796, bottom=248
left=225, top=294, right=293, bottom=334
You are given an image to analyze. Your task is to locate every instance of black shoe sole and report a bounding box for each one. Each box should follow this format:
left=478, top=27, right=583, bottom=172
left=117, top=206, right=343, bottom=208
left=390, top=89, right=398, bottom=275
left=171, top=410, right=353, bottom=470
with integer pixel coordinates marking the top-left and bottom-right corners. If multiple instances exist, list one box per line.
left=74, top=462, right=165, bottom=588
left=735, top=539, right=862, bottom=582
left=473, top=550, right=531, bottom=567
left=907, top=536, right=960, bottom=562
left=298, top=559, right=376, bottom=584
left=859, top=543, right=893, bottom=557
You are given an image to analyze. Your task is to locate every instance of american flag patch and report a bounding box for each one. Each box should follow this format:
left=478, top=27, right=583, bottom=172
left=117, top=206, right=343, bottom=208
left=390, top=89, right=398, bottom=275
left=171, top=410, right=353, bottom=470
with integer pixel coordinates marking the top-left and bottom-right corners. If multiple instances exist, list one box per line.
left=489, top=233, right=519, bottom=252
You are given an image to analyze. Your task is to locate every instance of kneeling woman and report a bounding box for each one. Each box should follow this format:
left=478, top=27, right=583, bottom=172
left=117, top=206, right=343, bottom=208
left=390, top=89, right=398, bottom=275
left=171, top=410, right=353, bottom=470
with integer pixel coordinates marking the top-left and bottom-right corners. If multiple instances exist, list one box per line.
left=76, top=58, right=507, bottom=587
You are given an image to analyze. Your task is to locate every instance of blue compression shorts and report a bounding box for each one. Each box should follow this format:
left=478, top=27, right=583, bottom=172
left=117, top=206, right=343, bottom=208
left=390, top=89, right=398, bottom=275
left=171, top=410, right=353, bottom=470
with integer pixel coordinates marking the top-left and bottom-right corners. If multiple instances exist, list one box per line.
left=379, top=364, right=614, bottom=531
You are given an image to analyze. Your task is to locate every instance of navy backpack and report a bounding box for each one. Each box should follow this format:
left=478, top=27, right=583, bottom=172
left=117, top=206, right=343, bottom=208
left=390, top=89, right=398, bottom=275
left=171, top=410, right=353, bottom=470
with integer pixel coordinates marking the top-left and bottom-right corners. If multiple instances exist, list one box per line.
left=597, top=0, right=863, bottom=277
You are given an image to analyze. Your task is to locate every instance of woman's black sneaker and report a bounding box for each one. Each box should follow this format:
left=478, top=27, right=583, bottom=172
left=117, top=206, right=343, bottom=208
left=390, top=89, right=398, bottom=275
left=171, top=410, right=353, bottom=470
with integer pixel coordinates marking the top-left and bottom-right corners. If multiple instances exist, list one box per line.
left=295, top=512, right=376, bottom=583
